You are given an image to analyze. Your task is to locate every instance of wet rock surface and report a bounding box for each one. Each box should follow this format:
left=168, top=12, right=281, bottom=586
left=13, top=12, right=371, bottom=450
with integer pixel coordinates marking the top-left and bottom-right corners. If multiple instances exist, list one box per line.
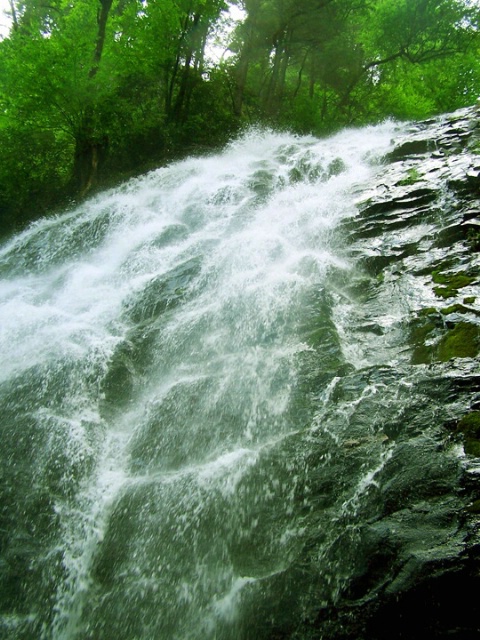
left=297, top=107, right=480, bottom=639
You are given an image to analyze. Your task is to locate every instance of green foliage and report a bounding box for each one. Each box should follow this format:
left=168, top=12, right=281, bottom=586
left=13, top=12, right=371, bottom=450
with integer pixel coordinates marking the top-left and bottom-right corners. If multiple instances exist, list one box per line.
left=398, top=168, right=421, bottom=186
left=0, top=0, right=479, bottom=234
left=0, top=124, right=73, bottom=233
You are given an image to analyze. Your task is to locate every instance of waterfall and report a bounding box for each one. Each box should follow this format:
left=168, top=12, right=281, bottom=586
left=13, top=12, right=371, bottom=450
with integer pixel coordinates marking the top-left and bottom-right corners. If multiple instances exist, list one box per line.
left=0, top=117, right=477, bottom=639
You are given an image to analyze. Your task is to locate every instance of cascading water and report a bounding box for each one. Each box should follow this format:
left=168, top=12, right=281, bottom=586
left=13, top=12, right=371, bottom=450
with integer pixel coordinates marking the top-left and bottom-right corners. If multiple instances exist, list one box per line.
left=1, top=117, right=478, bottom=640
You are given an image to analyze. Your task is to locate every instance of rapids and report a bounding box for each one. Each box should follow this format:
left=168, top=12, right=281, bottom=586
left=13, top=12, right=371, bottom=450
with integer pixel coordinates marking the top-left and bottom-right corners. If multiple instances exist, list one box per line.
left=1, top=115, right=479, bottom=639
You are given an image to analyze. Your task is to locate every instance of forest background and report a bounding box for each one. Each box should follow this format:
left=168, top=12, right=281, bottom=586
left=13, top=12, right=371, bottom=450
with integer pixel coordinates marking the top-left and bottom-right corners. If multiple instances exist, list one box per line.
left=0, top=0, right=479, bottom=236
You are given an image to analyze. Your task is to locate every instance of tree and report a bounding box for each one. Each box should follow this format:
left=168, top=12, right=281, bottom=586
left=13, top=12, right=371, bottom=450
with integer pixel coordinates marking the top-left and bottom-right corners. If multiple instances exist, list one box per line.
left=338, top=0, right=480, bottom=118
left=227, top=0, right=480, bottom=129
left=0, top=0, right=479, bottom=235
left=0, top=0, right=119, bottom=197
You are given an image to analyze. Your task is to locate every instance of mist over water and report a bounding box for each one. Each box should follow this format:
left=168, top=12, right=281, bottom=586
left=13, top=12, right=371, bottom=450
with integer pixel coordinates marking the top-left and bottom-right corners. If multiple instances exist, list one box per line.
left=1, top=122, right=454, bottom=639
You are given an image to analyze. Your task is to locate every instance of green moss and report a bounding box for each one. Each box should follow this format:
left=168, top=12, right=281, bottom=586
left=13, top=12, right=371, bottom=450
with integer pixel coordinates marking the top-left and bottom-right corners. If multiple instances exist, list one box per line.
left=411, top=320, right=437, bottom=344
left=440, top=303, right=469, bottom=315
left=466, top=499, right=480, bottom=513
left=411, top=344, right=434, bottom=365
left=432, top=270, right=474, bottom=288
left=467, top=228, right=480, bottom=251
left=437, top=322, right=480, bottom=361
left=397, top=167, right=421, bottom=186
left=450, top=274, right=474, bottom=288
left=457, top=412, right=480, bottom=439
left=418, top=307, right=438, bottom=316
left=411, top=315, right=480, bottom=364
left=431, top=270, right=447, bottom=285
left=464, top=439, right=480, bottom=456
left=456, top=413, right=480, bottom=457
left=463, top=296, right=476, bottom=304
left=410, top=312, right=442, bottom=364
left=434, top=286, right=454, bottom=298
left=469, top=138, right=480, bottom=155
left=441, top=303, right=480, bottom=317
left=433, top=271, right=475, bottom=299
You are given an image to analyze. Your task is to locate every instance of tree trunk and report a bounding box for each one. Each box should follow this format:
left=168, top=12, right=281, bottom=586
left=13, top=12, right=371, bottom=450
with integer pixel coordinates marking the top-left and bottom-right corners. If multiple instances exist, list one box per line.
left=264, top=36, right=283, bottom=115
left=8, top=0, right=18, bottom=31
left=71, top=0, right=113, bottom=195
left=172, top=12, right=201, bottom=123
left=232, top=7, right=259, bottom=118
left=73, top=140, right=100, bottom=196
left=72, top=112, right=108, bottom=196
left=233, top=52, right=250, bottom=117
left=277, top=31, right=291, bottom=104
left=90, top=0, right=114, bottom=78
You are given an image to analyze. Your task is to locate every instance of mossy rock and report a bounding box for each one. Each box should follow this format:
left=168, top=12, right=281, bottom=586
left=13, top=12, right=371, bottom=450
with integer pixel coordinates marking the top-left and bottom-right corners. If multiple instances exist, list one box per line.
left=328, top=157, right=347, bottom=177
left=432, top=270, right=474, bottom=289
left=440, top=304, right=466, bottom=315
left=411, top=322, right=436, bottom=344
left=466, top=498, right=480, bottom=513
left=456, top=413, right=480, bottom=457
left=440, top=303, right=480, bottom=317
left=457, top=412, right=480, bottom=439
left=397, top=167, right=421, bottom=186
left=440, top=303, right=471, bottom=315
left=411, top=319, right=480, bottom=364
left=409, top=312, right=443, bottom=364
left=411, top=344, right=435, bottom=365
left=463, top=296, right=476, bottom=304
left=432, top=271, right=475, bottom=299
left=434, top=286, right=455, bottom=299
left=387, top=139, right=431, bottom=161
left=437, top=322, right=480, bottom=361
left=419, top=307, right=438, bottom=316
left=467, top=228, right=480, bottom=251
left=464, top=439, right=480, bottom=456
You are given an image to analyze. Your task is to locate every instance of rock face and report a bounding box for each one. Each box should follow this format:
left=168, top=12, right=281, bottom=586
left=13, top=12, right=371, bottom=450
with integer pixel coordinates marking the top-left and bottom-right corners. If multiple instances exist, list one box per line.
left=297, top=107, right=480, bottom=639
